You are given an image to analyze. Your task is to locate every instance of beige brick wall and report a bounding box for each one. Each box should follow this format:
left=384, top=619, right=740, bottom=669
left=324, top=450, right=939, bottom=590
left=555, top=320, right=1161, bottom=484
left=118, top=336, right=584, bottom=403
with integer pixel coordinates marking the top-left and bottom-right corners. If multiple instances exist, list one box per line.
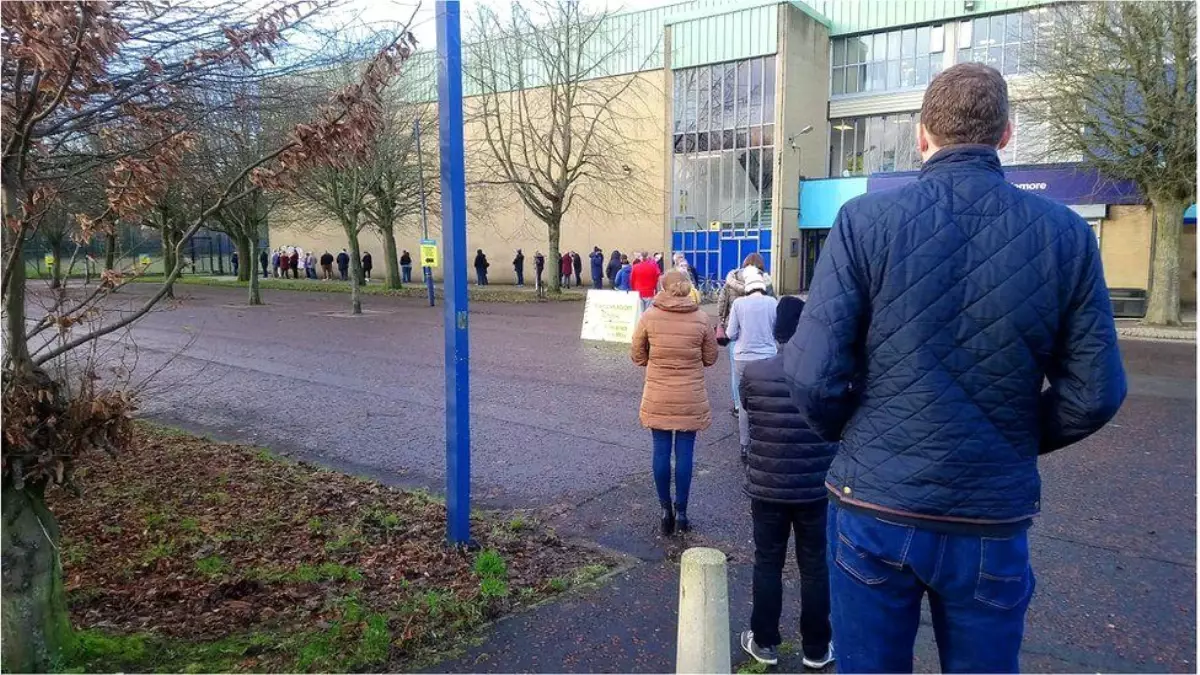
left=269, top=72, right=667, bottom=284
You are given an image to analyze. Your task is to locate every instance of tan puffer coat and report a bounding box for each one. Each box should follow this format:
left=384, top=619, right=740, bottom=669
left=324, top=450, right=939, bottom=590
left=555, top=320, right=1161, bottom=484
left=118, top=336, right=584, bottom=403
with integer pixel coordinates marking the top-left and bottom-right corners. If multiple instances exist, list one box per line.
left=631, top=284, right=719, bottom=431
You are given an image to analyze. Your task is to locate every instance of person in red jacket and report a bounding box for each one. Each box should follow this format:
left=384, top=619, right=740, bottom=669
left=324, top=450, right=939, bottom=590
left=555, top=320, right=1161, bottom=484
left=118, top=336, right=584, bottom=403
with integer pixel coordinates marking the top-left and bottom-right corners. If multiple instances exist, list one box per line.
left=560, top=252, right=574, bottom=289
left=630, top=251, right=661, bottom=310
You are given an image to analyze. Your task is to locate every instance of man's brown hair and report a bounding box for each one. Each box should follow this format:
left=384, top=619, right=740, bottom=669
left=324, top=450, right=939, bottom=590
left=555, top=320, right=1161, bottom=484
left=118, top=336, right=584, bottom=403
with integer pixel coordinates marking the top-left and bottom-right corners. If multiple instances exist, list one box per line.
left=920, top=63, right=1009, bottom=146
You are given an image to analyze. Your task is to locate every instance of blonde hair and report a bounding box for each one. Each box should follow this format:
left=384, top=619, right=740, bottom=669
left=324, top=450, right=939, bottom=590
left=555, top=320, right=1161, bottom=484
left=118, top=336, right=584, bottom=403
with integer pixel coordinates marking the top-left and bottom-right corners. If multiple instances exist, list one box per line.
left=660, top=270, right=693, bottom=297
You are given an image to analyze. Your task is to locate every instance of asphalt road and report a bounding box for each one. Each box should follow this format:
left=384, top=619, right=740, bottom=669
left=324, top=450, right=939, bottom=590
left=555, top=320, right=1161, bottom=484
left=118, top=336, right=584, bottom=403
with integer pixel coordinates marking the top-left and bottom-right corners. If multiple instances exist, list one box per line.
left=94, top=283, right=1195, bottom=673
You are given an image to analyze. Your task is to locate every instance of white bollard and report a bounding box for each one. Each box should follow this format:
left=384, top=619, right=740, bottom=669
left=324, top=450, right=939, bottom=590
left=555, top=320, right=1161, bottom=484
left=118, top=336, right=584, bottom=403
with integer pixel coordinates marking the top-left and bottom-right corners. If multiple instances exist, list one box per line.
left=676, top=547, right=732, bottom=674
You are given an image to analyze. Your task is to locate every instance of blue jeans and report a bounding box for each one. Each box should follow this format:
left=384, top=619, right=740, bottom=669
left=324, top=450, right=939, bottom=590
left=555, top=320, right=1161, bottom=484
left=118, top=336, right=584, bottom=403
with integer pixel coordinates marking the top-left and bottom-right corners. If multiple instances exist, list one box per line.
left=828, top=503, right=1035, bottom=674
left=402, top=265, right=412, bottom=283
left=651, top=429, right=695, bottom=509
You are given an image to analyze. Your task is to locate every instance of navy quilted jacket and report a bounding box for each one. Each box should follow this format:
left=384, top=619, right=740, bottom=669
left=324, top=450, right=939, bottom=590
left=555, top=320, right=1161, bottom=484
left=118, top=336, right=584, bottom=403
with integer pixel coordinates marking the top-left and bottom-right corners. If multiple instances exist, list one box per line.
left=783, top=146, right=1126, bottom=525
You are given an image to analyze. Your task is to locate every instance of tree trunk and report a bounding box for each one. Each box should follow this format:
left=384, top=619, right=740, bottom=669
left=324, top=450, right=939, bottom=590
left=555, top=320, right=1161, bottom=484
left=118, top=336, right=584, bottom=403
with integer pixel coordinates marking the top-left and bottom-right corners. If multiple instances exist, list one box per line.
left=381, top=224, right=402, bottom=289
left=548, top=219, right=562, bottom=294
left=49, top=241, right=63, bottom=290
left=2, top=183, right=33, bottom=373
left=236, top=234, right=252, bottom=282
left=104, top=232, right=116, bottom=271
left=1, top=479, right=72, bottom=673
left=248, top=246, right=263, bottom=306
left=1144, top=196, right=1184, bottom=326
left=346, top=227, right=363, bottom=315
left=161, top=231, right=176, bottom=300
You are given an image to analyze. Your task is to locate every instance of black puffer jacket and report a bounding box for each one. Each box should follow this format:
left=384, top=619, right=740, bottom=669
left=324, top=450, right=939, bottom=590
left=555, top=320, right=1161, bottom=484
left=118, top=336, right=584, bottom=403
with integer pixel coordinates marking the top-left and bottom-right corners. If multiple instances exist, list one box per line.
left=741, top=354, right=836, bottom=504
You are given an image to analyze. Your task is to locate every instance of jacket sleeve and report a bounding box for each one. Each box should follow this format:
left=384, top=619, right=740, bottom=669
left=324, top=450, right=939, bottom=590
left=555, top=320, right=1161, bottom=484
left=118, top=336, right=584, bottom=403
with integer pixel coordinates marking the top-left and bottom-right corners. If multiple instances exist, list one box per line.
left=726, top=299, right=742, bottom=342
left=783, top=207, right=867, bottom=441
left=631, top=317, right=650, bottom=367
left=700, top=318, right=718, bottom=367
left=1039, top=226, right=1127, bottom=454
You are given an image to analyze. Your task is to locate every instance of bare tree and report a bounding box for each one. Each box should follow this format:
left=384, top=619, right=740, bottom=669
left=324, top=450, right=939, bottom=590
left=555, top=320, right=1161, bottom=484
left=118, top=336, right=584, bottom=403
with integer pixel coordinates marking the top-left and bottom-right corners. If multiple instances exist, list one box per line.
left=1025, top=2, right=1196, bottom=326
left=366, top=96, right=441, bottom=289
left=1, top=2, right=418, bottom=669
left=465, top=0, right=658, bottom=294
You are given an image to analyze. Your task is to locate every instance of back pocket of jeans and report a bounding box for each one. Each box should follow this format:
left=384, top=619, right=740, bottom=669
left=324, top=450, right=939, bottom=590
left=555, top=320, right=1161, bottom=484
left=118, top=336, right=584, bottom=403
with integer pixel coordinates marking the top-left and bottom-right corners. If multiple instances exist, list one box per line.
left=973, top=534, right=1034, bottom=610
left=833, top=510, right=911, bottom=586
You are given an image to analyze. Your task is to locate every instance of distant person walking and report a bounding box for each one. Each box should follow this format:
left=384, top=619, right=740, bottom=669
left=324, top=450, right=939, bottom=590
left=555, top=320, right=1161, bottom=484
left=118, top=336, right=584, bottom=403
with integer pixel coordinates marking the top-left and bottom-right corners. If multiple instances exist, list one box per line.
left=279, top=249, right=291, bottom=278
left=571, top=251, right=583, bottom=287
left=631, top=270, right=717, bottom=536
left=614, top=255, right=633, bottom=291
left=320, top=251, right=334, bottom=280
left=725, top=268, right=779, bottom=461
left=289, top=249, right=299, bottom=279
left=534, top=251, right=546, bottom=293
left=783, top=64, right=1126, bottom=674
left=474, top=249, right=490, bottom=286
left=270, top=249, right=280, bottom=278
left=590, top=247, right=605, bottom=290
left=513, top=249, right=526, bottom=287
left=606, top=250, right=623, bottom=287
left=738, top=296, right=836, bottom=670
left=560, top=252, right=573, bottom=289
left=259, top=249, right=269, bottom=278
left=336, top=249, right=350, bottom=281
left=230, top=251, right=239, bottom=277
left=361, top=251, right=373, bottom=283
left=400, top=250, right=413, bottom=283
left=306, top=251, right=317, bottom=279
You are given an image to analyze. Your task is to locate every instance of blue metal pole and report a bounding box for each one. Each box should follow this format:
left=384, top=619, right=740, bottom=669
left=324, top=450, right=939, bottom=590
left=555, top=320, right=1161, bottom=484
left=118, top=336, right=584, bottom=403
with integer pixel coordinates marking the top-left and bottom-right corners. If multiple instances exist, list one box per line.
left=435, top=0, right=471, bottom=547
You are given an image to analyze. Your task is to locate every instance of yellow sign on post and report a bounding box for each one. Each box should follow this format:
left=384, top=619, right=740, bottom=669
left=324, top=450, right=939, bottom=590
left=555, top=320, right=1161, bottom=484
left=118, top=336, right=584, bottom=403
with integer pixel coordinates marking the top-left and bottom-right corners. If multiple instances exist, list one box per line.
left=44, top=254, right=54, bottom=267
left=139, top=254, right=151, bottom=266
left=420, top=239, right=439, bottom=268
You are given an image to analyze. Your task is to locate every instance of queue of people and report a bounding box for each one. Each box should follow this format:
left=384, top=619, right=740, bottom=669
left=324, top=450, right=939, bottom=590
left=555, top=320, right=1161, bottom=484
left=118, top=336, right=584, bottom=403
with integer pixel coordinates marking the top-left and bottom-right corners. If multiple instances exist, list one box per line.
left=630, top=63, right=1127, bottom=675
left=248, top=246, right=378, bottom=284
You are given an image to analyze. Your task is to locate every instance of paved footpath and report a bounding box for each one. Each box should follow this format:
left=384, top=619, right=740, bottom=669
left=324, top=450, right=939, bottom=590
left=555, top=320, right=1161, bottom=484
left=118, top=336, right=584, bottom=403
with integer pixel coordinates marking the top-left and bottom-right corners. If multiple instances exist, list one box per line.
left=99, top=284, right=1195, bottom=673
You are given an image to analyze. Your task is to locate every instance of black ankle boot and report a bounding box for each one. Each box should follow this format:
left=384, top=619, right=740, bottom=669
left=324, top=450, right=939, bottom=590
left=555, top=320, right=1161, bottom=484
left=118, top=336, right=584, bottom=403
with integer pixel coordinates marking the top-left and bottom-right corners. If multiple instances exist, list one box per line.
left=660, top=501, right=676, bottom=536
left=675, top=505, right=690, bottom=533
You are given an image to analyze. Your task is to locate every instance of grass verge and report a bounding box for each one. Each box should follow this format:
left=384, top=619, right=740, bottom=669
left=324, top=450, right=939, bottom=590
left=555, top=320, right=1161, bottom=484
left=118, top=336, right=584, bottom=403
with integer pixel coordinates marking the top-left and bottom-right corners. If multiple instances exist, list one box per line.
left=49, top=422, right=615, bottom=672
left=128, top=275, right=587, bottom=303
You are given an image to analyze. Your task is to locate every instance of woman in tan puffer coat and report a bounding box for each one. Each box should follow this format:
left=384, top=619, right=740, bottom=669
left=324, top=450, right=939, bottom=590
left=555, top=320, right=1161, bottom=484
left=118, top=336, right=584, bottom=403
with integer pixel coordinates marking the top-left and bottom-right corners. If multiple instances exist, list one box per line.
left=631, top=270, right=718, bottom=535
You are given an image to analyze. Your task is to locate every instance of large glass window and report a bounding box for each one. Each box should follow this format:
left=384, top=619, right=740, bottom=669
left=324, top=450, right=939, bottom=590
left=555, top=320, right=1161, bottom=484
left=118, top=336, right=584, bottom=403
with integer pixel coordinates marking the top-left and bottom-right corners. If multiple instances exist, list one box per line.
left=831, top=26, right=944, bottom=96
left=958, top=7, right=1055, bottom=75
left=671, top=56, right=777, bottom=266
left=827, top=112, right=921, bottom=177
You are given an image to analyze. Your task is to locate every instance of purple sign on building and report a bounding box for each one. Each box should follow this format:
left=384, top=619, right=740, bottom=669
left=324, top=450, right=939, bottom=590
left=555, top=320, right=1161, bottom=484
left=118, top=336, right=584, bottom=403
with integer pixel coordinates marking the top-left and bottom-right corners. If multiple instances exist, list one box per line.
left=867, top=165, right=1143, bottom=206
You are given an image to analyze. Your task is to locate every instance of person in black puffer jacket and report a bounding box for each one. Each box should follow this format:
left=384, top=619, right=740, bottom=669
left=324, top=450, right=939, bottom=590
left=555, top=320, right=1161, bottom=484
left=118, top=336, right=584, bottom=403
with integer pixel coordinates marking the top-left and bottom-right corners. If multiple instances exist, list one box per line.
left=737, top=296, right=837, bottom=670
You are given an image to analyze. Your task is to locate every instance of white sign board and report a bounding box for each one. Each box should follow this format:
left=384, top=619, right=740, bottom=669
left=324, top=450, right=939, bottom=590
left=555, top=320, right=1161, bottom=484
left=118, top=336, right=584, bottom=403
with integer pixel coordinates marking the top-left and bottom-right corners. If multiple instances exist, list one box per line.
left=580, top=289, right=641, bottom=343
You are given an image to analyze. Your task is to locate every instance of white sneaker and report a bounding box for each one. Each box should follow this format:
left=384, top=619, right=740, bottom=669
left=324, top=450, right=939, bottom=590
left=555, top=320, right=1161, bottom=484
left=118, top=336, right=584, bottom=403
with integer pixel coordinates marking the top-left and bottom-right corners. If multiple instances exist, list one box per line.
left=801, top=643, right=835, bottom=670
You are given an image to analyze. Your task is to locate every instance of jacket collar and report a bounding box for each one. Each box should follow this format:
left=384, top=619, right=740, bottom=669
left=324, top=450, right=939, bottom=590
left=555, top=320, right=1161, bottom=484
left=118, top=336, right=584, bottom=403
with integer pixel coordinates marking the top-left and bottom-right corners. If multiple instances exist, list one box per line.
left=919, top=144, right=1004, bottom=179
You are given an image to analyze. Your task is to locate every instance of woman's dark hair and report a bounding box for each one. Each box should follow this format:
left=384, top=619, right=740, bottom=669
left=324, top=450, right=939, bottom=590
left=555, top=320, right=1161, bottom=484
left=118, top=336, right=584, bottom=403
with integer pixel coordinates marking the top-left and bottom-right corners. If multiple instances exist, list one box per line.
left=774, top=296, right=806, bottom=343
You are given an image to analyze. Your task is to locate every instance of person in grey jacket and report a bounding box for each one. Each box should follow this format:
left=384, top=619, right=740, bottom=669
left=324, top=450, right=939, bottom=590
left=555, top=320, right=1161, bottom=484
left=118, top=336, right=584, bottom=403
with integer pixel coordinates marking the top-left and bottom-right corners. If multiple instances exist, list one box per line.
left=725, top=267, right=778, bottom=461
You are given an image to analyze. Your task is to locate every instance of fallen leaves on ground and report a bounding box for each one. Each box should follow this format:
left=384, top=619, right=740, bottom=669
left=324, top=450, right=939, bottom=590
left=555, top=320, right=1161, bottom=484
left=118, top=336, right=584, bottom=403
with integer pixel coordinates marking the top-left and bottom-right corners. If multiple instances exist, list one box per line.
left=48, top=423, right=616, bottom=672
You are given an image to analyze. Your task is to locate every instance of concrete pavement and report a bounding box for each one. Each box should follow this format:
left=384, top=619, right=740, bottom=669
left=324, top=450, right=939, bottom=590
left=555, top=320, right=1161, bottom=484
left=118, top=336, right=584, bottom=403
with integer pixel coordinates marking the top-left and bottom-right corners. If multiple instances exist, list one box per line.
left=102, top=284, right=1195, bottom=673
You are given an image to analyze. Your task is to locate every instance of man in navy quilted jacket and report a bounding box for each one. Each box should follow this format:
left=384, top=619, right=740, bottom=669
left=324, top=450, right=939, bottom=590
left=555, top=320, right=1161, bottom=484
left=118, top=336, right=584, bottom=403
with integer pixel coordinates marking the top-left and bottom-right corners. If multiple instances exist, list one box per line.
left=783, top=63, right=1126, bottom=674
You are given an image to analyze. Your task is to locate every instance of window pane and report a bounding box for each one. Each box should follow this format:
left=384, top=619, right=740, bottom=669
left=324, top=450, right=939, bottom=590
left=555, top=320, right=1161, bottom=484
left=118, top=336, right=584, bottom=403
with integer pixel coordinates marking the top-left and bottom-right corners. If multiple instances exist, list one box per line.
left=723, top=129, right=734, bottom=150
left=973, top=47, right=988, bottom=63
left=750, top=58, right=763, bottom=125
left=698, top=131, right=710, bottom=152
left=736, top=60, right=749, bottom=127
left=1004, top=44, right=1019, bottom=74
left=846, top=64, right=861, bottom=93
left=900, top=58, right=914, bottom=87
left=973, top=17, right=988, bottom=47
left=887, top=31, right=901, bottom=59
left=931, top=24, right=945, bottom=53
left=761, top=147, right=774, bottom=195
left=894, top=116, right=916, bottom=171
left=711, top=65, right=724, bottom=130
left=990, top=15, right=1005, bottom=45
left=685, top=71, right=697, bottom=133
left=854, top=36, right=869, bottom=63
left=886, top=60, right=900, bottom=89
left=833, top=39, right=846, bottom=67
left=901, top=29, right=916, bottom=57
left=930, top=54, right=944, bottom=78
left=958, top=47, right=971, bottom=63
left=868, top=62, right=884, bottom=90
left=763, top=57, right=776, bottom=124
left=1006, top=12, right=1022, bottom=42
left=673, top=70, right=684, bottom=133
left=699, top=67, right=711, bottom=131
left=832, top=66, right=845, bottom=95
left=1022, top=11, right=1036, bottom=41
left=736, top=129, right=748, bottom=149
left=865, top=116, right=884, bottom=173
left=723, top=63, right=735, bottom=129
left=916, top=26, right=930, bottom=56
left=988, top=45, right=1002, bottom=68
left=750, top=126, right=762, bottom=147
left=873, top=33, right=887, bottom=61
left=733, top=151, right=746, bottom=215
left=852, top=119, right=866, bottom=175
left=762, top=124, right=774, bottom=147
left=881, top=116, right=898, bottom=172
left=830, top=124, right=844, bottom=177
left=915, top=56, right=930, bottom=85
left=958, top=20, right=972, bottom=49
